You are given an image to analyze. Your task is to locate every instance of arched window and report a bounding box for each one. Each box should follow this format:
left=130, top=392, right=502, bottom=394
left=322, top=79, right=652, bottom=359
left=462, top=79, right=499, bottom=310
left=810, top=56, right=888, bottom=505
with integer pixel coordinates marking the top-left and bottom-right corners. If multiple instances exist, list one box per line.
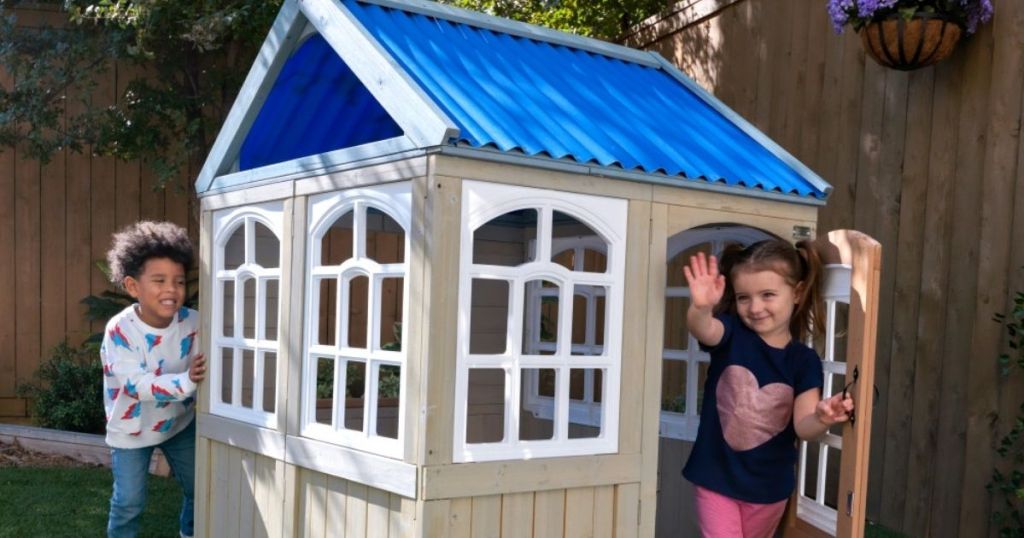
left=211, top=202, right=284, bottom=428
left=455, top=181, right=627, bottom=462
left=660, top=225, right=772, bottom=441
left=301, top=183, right=411, bottom=458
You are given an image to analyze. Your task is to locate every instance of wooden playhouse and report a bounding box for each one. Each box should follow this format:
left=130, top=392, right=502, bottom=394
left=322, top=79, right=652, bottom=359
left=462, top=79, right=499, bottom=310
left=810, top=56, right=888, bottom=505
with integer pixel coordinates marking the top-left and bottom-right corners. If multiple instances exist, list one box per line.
left=192, top=0, right=879, bottom=536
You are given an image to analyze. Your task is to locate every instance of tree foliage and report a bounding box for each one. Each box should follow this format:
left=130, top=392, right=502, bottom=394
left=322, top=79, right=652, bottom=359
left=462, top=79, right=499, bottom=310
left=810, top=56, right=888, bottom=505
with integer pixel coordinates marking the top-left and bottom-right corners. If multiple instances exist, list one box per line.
left=0, top=0, right=666, bottom=186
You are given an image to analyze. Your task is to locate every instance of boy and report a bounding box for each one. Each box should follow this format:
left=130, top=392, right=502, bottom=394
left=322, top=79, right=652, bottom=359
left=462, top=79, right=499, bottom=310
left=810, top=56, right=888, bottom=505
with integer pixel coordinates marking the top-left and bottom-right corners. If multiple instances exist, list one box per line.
left=101, top=221, right=206, bottom=538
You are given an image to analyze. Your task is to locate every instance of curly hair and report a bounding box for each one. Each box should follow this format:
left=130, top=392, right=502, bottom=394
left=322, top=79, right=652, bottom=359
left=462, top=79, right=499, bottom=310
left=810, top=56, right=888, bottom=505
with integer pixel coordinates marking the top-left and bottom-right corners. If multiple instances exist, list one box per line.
left=106, top=221, right=194, bottom=287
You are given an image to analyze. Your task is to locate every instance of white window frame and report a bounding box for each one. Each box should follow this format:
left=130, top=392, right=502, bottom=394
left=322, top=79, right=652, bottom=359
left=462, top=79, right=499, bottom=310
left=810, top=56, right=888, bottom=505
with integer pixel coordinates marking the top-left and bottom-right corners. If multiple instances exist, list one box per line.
left=522, top=237, right=609, bottom=428
left=300, top=182, right=411, bottom=459
left=454, top=180, right=627, bottom=462
left=210, top=202, right=285, bottom=428
left=659, top=226, right=771, bottom=441
left=795, top=263, right=852, bottom=536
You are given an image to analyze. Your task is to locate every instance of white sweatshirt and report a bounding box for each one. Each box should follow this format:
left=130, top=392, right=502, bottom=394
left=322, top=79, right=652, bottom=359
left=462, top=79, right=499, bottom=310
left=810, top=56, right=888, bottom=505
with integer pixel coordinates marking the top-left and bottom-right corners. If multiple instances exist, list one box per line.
left=101, top=304, right=199, bottom=448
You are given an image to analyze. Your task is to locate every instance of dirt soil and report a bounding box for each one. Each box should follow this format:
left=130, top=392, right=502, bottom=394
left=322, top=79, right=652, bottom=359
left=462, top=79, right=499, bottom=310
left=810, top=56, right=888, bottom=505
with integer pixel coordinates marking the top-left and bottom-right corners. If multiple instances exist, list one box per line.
left=0, top=440, right=100, bottom=468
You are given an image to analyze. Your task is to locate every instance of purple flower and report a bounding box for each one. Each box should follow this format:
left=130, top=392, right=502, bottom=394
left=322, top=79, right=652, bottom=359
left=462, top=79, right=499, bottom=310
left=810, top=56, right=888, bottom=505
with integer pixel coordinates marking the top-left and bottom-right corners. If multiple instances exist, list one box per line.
left=961, top=0, right=994, bottom=34
left=827, top=0, right=856, bottom=33
left=856, top=0, right=899, bottom=18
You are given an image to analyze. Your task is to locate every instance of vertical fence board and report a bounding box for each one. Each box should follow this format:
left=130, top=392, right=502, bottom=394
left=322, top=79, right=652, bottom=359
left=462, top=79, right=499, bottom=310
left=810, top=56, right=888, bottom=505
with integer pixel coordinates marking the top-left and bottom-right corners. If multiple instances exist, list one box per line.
left=0, top=56, right=17, bottom=401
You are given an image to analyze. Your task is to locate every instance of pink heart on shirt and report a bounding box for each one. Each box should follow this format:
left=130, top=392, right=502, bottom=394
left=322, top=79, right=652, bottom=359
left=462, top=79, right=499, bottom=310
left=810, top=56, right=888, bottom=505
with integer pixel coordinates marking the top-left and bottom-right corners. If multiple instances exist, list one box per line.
left=716, top=365, right=794, bottom=452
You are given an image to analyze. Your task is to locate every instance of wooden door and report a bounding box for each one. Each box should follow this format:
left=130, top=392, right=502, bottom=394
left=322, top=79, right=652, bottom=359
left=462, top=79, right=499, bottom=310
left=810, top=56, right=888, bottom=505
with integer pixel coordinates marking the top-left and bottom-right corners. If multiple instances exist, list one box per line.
left=782, top=230, right=881, bottom=538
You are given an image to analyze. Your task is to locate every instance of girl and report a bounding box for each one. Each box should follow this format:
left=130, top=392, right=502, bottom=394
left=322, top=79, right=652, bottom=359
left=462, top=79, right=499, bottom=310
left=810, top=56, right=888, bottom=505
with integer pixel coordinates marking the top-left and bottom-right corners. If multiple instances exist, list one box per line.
left=682, top=239, right=854, bottom=538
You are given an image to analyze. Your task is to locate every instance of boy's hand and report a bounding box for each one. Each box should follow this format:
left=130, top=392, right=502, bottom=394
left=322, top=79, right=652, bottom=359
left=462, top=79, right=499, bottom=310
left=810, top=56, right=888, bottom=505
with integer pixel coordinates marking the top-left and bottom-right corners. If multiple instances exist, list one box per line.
left=815, top=392, right=854, bottom=426
left=683, top=252, right=725, bottom=310
left=189, top=353, right=207, bottom=383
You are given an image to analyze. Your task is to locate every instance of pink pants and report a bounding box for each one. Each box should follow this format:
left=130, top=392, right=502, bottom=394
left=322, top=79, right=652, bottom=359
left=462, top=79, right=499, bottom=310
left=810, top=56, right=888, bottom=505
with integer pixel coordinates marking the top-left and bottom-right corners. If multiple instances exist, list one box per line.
left=694, top=486, right=787, bottom=538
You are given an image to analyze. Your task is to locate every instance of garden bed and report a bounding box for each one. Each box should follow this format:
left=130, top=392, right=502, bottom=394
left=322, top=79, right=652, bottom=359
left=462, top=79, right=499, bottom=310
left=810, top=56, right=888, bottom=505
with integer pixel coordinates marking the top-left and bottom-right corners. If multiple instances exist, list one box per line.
left=0, top=423, right=169, bottom=476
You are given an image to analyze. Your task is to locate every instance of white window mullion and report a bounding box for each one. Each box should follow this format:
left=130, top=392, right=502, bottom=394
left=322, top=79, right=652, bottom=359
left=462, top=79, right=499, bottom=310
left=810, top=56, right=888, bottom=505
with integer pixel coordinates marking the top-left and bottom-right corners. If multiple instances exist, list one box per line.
left=366, top=360, right=380, bottom=438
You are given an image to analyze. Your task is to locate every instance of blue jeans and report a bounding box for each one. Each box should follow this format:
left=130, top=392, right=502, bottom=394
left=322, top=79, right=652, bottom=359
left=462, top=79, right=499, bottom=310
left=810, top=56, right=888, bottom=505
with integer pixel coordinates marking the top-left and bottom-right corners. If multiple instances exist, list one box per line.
left=107, top=417, right=196, bottom=538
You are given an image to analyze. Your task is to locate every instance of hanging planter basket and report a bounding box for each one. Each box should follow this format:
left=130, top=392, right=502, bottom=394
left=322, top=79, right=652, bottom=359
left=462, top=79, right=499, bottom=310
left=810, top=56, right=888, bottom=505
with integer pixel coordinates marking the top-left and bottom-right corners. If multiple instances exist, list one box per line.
left=859, top=14, right=963, bottom=71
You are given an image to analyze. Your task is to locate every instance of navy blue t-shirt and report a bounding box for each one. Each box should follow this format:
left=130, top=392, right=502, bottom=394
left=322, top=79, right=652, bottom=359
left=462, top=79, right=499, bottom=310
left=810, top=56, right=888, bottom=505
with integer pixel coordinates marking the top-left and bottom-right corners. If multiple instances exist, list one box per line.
left=682, top=313, right=823, bottom=503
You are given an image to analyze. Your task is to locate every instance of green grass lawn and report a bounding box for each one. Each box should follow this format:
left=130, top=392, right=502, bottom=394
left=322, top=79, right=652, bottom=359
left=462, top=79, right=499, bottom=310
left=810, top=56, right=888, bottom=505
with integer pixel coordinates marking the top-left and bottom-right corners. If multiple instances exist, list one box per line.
left=0, top=466, right=180, bottom=537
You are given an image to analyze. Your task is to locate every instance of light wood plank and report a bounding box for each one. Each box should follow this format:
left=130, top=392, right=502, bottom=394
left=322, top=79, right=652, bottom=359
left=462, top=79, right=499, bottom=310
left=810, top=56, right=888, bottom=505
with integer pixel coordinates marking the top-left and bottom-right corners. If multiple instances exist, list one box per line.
left=388, top=494, right=415, bottom=538
left=421, top=172, right=462, bottom=466
left=500, top=492, right=535, bottom=538
left=345, top=482, right=369, bottom=538
left=620, top=199, right=652, bottom=455
left=639, top=203, right=668, bottom=538
left=253, top=454, right=276, bottom=538
left=282, top=462, right=300, bottom=538
left=39, top=106, right=66, bottom=357
left=593, top=485, right=615, bottom=538
left=325, top=476, right=349, bottom=537
left=226, top=445, right=243, bottom=537
left=240, top=450, right=257, bottom=538
left=564, top=487, right=595, bottom=538
left=367, top=486, right=391, bottom=538
left=198, top=210, right=213, bottom=415
left=284, top=197, right=308, bottom=438
left=448, top=498, right=472, bottom=538
left=194, top=436, right=211, bottom=538
left=614, top=483, right=640, bottom=538
left=533, top=489, right=565, bottom=538
left=304, top=470, right=328, bottom=538
left=421, top=453, right=641, bottom=499
left=210, top=442, right=230, bottom=538
left=470, top=494, right=501, bottom=538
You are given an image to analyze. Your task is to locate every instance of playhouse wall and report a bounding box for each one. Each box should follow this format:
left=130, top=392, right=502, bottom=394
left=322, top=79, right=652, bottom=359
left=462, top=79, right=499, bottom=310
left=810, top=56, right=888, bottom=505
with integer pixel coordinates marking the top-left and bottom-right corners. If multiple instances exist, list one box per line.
left=420, top=484, right=640, bottom=537
left=196, top=437, right=417, bottom=537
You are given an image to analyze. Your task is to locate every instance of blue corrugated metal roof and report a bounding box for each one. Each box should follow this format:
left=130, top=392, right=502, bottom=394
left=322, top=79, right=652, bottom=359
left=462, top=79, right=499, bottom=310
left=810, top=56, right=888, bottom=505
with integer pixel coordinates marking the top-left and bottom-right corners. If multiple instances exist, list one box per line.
left=343, top=0, right=827, bottom=199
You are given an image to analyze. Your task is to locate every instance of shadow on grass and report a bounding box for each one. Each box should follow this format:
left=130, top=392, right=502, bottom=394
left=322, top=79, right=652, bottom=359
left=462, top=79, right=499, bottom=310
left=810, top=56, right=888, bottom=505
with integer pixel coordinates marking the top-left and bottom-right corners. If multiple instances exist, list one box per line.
left=0, top=466, right=181, bottom=537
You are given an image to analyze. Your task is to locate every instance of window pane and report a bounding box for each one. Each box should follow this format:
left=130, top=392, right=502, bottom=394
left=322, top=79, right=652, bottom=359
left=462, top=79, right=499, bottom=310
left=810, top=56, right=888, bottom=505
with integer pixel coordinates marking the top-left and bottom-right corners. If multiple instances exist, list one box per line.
left=568, top=368, right=602, bottom=439
left=470, top=279, right=510, bottom=354
left=264, top=279, right=279, bottom=342
left=220, top=348, right=234, bottom=405
left=523, top=280, right=558, bottom=354
left=551, top=212, right=606, bottom=272
left=318, top=279, right=336, bottom=346
left=221, top=280, right=234, bottom=337
left=347, top=276, right=369, bottom=349
left=466, top=368, right=505, bottom=443
left=520, top=369, right=554, bottom=441
left=262, top=352, right=276, bottom=413
left=664, top=296, right=690, bottom=349
left=473, top=209, right=537, bottom=266
left=661, top=360, right=686, bottom=413
left=366, top=207, right=405, bottom=264
left=538, top=369, right=556, bottom=398
left=224, top=224, right=245, bottom=270
left=241, top=349, right=255, bottom=409
left=803, top=442, right=820, bottom=499
left=551, top=247, right=607, bottom=273
left=380, top=278, right=403, bottom=351
left=376, top=364, right=400, bottom=439
left=253, top=222, right=280, bottom=269
left=243, top=278, right=256, bottom=340
left=570, top=285, right=607, bottom=355
left=344, top=361, right=366, bottom=432
left=315, top=357, right=334, bottom=426
left=321, top=211, right=354, bottom=266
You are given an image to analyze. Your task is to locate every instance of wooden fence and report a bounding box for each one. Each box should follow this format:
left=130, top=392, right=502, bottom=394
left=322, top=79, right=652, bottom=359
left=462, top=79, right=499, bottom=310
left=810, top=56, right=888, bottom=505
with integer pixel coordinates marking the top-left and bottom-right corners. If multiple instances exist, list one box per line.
left=628, top=0, right=1024, bottom=536
left=0, top=7, right=197, bottom=421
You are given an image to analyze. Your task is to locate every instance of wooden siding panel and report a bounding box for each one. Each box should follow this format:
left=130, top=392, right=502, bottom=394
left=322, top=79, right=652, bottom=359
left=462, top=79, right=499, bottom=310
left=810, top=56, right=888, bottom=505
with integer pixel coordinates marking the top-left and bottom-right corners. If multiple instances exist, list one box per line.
left=500, top=492, right=534, bottom=538
left=564, top=487, right=595, bottom=538
left=533, top=489, right=566, bottom=538
left=593, top=485, right=615, bottom=538
left=239, top=450, right=257, bottom=538
left=345, top=482, right=369, bottom=538
left=614, top=483, right=640, bottom=538
left=324, top=476, right=348, bottom=536
left=470, top=494, right=501, bottom=538
left=367, top=486, right=391, bottom=538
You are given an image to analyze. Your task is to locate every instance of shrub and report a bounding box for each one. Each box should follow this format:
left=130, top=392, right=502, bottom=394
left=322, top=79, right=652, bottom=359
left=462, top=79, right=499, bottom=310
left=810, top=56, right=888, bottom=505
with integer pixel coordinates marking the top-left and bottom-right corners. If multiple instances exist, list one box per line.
left=16, top=343, right=105, bottom=434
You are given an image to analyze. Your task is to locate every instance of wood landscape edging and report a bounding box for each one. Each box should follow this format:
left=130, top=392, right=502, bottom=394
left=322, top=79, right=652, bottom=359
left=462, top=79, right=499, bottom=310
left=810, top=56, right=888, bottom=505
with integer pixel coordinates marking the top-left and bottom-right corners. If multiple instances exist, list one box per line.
left=0, top=423, right=170, bottom=476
